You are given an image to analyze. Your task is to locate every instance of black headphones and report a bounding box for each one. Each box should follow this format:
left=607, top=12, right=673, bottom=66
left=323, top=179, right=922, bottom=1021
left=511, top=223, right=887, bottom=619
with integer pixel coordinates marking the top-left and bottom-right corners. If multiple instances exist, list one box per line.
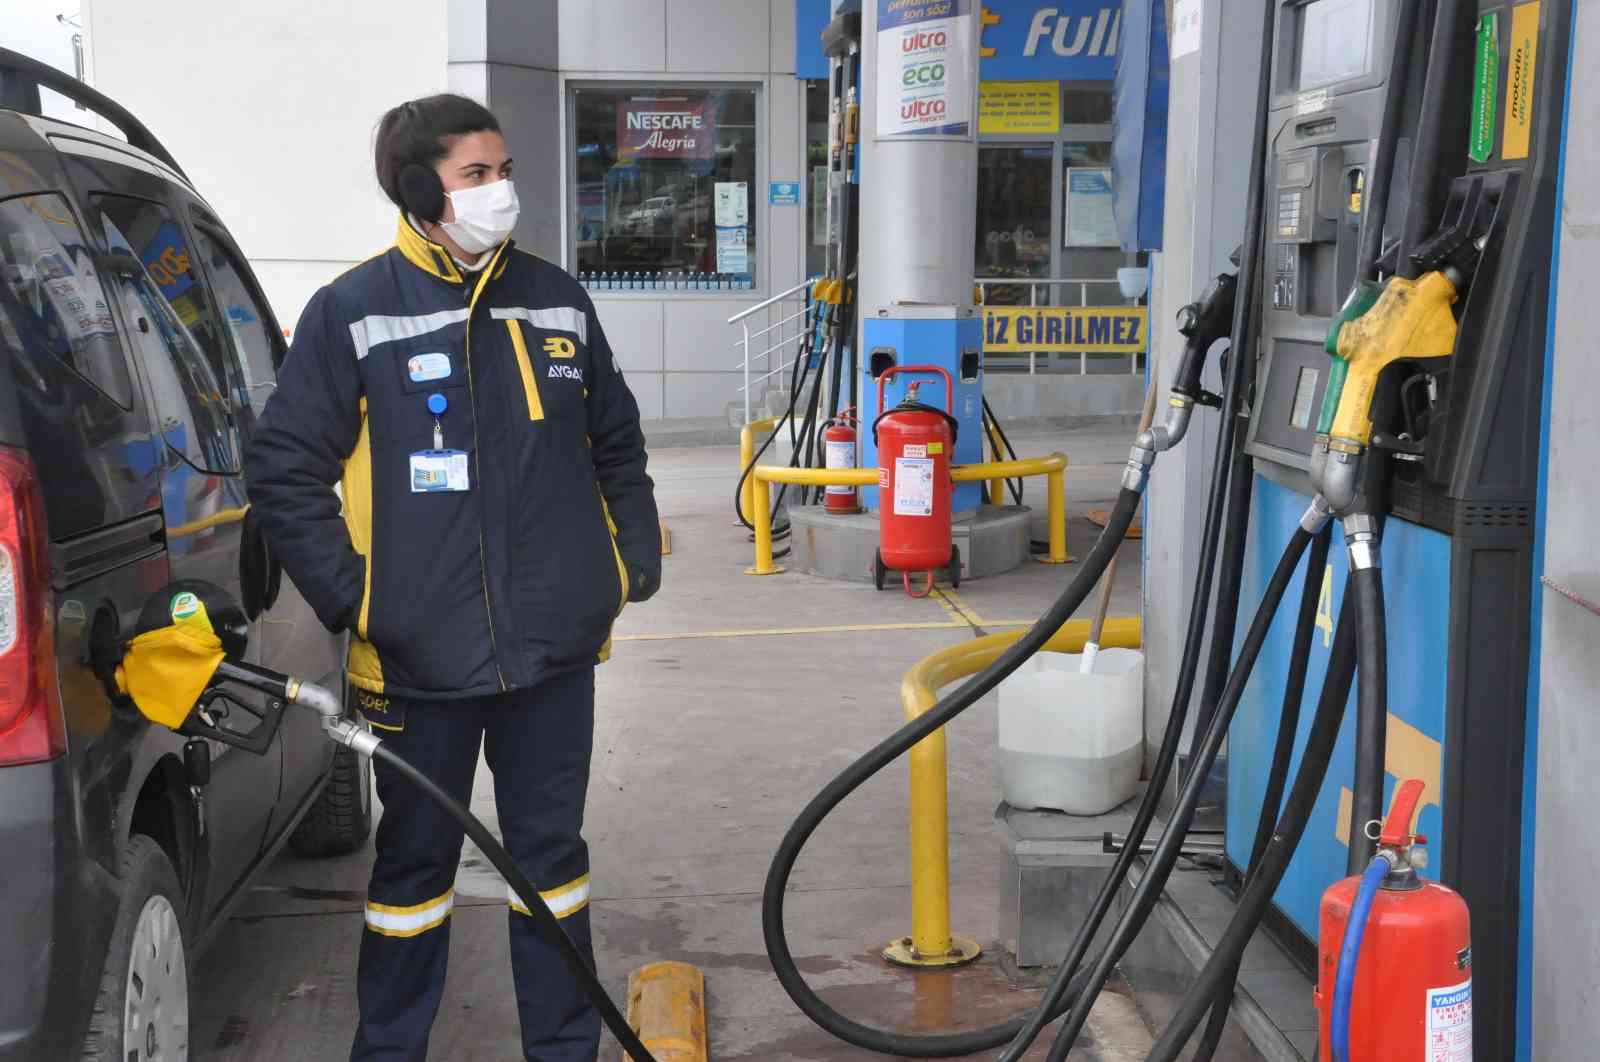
left=399, top=162, right=446, bottom=225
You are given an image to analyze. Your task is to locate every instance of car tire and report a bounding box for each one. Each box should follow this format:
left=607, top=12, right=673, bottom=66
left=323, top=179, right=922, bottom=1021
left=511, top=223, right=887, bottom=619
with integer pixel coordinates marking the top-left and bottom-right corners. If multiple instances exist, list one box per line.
left=81, top=835, right=190, bottom=1062
left=288, top=742, right=372, bottom=858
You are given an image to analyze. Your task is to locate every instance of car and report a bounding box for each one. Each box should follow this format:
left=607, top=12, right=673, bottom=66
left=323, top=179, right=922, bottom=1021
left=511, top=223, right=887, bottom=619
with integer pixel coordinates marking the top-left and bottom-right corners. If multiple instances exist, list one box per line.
left=625, top=194, right=676, bottom=234
left=0, top=48, right=362, bottom=1061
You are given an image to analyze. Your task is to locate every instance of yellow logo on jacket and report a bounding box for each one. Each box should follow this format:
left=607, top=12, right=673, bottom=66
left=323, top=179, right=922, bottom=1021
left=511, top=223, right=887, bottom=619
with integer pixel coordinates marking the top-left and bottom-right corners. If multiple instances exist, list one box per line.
left=544, top=336, right=577, bottom=359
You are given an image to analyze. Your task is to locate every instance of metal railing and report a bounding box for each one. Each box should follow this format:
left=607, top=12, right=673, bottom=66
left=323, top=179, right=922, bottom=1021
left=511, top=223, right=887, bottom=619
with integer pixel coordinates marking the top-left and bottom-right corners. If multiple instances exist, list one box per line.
left=976, top=276, right=1144, bottom=377
left=729, top=281, right=813, bottom=425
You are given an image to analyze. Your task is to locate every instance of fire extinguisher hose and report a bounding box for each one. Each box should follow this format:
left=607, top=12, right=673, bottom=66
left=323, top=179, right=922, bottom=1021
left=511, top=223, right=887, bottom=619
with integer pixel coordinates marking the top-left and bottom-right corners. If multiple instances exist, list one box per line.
left=1332, top=854, right=1393, bottom=1062
left=1145, top=590, right=1359, bottom=1060
left=366, top=741, right=661, bottom=1062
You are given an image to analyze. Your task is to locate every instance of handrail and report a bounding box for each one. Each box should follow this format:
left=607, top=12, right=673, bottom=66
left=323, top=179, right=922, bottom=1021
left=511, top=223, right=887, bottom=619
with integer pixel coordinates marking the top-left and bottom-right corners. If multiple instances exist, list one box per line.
left=730, top=307, right=810, bottom=354
left=974, top=276, right=1122, bottom=285
left=895, top=616, right=1143, bottom=963
left=743, top=453, right=1070, bottom=574
left=727, top=280, right=812, bottom=325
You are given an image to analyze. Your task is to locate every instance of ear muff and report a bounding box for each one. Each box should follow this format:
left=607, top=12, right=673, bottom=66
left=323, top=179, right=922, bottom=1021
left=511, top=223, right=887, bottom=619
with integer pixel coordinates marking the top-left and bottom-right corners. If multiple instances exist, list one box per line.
left=399, top=162, right=446, bottom=224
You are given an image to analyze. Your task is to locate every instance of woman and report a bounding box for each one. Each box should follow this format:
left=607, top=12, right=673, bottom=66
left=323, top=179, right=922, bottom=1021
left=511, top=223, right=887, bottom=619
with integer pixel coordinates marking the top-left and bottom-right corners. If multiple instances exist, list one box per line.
left=246, top=94, right=659, bottom=1062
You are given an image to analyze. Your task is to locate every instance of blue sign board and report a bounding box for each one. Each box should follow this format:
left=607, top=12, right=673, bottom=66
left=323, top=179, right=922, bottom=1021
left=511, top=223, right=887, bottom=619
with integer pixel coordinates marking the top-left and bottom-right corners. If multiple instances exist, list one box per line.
left=769, top=180, right=802, bottom=206
left=796, top=0, right=1121, bottom=81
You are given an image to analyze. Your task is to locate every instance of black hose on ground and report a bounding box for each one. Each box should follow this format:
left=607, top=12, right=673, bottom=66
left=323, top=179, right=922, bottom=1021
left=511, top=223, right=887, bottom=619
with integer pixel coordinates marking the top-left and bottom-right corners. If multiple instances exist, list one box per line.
left=981, top=397, right=1025, bottom=506
left=1040, top=521, right=1320, bottom=1061
left=1145, top=588, right=1359, bottom=1060
left=734, top=304, right=824, bottom=540
left=1192, top=523, right=1334, bottom=1061
left=367, top=741, right=658, bottom=1062
left=1349, top=555, right=1389, bottom=871
left=761, top=486, right=1142, bottom=1057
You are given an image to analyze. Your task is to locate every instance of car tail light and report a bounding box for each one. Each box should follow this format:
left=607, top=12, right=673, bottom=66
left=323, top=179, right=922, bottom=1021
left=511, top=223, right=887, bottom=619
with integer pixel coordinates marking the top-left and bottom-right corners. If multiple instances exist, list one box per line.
left=0, top=447, right=66, bottom=766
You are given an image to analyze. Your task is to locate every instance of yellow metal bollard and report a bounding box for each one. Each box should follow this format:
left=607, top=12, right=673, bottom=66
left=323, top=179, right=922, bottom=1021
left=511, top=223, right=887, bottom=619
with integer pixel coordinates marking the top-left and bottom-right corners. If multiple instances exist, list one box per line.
left=746, top=475, right=783, bottom=575
left=1043, top=465, right=1069, bottom=564
left=887, top=615, right=1142, bottom=968
left=738, top=416, right=779, bottom=525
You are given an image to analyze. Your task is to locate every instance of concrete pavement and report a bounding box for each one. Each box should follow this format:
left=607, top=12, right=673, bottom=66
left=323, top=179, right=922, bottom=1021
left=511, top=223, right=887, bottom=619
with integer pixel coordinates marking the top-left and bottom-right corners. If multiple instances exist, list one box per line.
left=192, top=426, right=1154, bottom=1060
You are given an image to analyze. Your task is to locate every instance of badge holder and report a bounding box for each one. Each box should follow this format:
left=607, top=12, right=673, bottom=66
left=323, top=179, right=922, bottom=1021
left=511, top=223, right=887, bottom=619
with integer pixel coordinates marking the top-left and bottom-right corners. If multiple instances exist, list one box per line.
left=411, top=392, right=472, bottom=493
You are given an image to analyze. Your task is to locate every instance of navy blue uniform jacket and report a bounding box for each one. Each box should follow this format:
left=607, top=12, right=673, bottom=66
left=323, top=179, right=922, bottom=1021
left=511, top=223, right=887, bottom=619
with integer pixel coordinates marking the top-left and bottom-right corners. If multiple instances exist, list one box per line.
left=246, top=219, right=659, bottom=699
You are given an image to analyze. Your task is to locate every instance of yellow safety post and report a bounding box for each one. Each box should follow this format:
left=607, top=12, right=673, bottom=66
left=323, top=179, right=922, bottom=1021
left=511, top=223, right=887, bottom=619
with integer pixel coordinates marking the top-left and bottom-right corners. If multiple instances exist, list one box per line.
left=737, top=416, right=780, bottom=525
left=951, top=453, right=1070, bottom=564
left=1045, top=464, right=1068, bottom=563
left=886, top=615, right=1142, bottom=968
left=624, top=961, right=708, bottom=1062
left=747, top=475, right=782, bottom=575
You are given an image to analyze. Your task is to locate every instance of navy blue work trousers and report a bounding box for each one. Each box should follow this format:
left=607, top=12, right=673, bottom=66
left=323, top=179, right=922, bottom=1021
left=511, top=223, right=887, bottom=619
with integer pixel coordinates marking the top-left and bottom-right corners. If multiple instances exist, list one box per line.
left=350, top=667, right=600, bottom=1062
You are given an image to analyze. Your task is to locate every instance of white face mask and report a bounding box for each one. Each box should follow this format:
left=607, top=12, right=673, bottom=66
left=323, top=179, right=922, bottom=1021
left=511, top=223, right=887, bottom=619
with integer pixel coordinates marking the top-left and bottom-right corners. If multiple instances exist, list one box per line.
left=440, top=178, right=519, bottom=255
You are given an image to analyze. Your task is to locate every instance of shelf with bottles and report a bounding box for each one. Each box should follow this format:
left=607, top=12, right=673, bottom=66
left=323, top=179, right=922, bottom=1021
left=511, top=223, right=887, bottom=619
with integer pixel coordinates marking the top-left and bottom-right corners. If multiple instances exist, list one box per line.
left=577, top=268, right=755, bottom=294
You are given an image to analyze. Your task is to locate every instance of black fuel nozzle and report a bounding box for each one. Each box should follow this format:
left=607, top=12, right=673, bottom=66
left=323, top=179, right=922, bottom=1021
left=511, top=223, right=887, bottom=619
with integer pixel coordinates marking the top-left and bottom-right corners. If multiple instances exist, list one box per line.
left=1409, top=175, right=1499, bottom=287
left=1172, top=270, right=1238, bottom=404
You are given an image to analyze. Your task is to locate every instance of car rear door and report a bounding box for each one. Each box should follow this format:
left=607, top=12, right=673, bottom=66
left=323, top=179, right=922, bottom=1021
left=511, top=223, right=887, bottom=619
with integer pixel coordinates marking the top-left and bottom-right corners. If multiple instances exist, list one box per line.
left=73, top=165, right=283, bottom=912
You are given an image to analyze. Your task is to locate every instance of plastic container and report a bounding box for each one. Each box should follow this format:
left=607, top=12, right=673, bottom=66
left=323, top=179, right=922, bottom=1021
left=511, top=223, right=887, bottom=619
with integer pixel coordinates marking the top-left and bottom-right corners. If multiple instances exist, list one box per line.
left=997, top=648, right=1144, bottom=815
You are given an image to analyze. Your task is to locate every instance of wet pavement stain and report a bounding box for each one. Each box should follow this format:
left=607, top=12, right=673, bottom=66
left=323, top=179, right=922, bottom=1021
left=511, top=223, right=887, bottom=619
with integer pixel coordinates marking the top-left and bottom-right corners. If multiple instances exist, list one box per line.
left=213, top=1015, right=250, bottom=1049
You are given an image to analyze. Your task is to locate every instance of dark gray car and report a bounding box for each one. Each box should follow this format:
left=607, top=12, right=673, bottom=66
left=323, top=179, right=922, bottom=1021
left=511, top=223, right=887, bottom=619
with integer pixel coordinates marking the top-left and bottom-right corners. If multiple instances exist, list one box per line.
left=0, top=51, right=365, bottom=1061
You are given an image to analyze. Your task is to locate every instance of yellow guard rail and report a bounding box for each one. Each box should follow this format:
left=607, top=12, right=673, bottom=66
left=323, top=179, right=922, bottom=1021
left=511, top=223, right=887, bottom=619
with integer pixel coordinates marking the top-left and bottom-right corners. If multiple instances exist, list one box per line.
left=743, top=453, right=1070, bottom=575
left=887, top=615, right=1143, bottom=967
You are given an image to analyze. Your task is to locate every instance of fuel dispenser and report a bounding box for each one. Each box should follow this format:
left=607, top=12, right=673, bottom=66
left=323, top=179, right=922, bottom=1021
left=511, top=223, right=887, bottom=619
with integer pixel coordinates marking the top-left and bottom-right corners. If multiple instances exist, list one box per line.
left=1225, top=0, right=1572, bottom=1057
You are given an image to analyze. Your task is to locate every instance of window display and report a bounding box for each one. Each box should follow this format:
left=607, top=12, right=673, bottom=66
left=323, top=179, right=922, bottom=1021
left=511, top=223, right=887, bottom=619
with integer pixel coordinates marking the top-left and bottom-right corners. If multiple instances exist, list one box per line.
left=571, top=85, right=759, bottom=292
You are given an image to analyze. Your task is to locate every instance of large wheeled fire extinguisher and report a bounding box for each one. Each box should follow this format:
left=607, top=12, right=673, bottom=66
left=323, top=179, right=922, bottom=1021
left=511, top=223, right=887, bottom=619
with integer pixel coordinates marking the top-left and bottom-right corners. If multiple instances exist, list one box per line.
left=822, top=413, right=860, bottom=514
left=1316, top=778, right=1473, bottom=1062
left=872, top=365, right=961, bottom=597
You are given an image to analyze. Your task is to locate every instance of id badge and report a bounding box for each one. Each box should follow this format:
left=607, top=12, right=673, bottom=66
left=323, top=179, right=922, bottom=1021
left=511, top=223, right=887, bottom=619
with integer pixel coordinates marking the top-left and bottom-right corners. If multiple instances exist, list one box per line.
left=409, top=449, right=471, bottom=493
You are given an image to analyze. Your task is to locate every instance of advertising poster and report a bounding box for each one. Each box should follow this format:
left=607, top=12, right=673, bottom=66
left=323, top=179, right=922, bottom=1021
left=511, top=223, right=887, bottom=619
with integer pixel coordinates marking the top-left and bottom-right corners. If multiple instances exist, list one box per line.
left=876, top=0, right=974, bottom=138
left=618, top=98, right=717, bottom=162
left=714, top=182, right=749, bottom=227
left=1064, top=167, right=1117, bottom=246
left=716, top=226, right=749, bottom=275
left=978, top=81, right=1061, bottom=135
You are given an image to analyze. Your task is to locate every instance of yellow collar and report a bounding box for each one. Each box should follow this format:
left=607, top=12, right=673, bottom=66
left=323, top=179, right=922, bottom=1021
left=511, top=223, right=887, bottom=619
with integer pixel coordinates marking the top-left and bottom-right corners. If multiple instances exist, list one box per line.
left=395, top=216, right=468, bottom=284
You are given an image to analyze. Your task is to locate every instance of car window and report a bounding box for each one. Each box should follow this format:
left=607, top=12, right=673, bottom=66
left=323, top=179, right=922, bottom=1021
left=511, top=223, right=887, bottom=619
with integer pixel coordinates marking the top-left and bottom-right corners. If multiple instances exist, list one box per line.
left=91, top=195, right=256, bottom=434
left=98, top=212, right=241, bottom=476
left=192, top=226, right=280, bottom=407
left=0, top=193, right=134, bottom=406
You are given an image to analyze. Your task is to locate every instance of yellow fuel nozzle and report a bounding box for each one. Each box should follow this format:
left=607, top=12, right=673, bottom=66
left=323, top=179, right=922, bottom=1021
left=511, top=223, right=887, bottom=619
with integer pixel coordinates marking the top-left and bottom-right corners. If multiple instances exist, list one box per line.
left=1329, top=269, right=1460, bottom=450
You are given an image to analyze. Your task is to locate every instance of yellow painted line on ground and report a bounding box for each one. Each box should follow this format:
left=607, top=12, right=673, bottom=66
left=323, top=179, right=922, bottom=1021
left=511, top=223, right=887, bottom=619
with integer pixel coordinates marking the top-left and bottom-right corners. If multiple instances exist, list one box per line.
left=934, top=587, right=988, bottom=628
left=615, top=620, right=976, bottom=643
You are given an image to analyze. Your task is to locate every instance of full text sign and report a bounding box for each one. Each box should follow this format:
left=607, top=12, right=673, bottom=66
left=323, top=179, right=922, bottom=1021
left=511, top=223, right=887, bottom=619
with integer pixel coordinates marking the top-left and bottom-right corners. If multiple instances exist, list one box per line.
left=798, top=1, right=1120, bottom=81
left=984, top=306, right=1147, bottom=353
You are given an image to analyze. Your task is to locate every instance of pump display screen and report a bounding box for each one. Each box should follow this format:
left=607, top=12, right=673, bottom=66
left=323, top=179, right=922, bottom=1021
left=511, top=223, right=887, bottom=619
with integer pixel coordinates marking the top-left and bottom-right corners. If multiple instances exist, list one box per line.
left=1298, top=0, right=1376, bottom=90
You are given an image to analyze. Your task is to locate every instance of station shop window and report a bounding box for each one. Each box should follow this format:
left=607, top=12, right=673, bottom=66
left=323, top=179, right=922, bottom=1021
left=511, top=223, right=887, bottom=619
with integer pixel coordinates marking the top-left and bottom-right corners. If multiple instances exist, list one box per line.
left=571, top=85, right=759, bottom=293
left=976, top=145, right=1054, bottom=305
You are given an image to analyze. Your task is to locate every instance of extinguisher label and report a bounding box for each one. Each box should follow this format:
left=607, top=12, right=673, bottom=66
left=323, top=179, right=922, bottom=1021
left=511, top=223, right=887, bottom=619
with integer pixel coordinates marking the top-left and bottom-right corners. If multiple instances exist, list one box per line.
left=825, top=440, right=855, bottom=496
left=893, top=457, right=936, bottom=517
left=1424, top=980, right=1472, bottom=1062
left=902, top=444, right=927, bottom=458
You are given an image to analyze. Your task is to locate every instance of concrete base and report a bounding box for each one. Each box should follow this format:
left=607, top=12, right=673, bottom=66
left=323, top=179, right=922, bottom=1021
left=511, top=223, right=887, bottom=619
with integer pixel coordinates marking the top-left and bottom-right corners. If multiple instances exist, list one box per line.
left=786, top=503, right=1032, bottom=583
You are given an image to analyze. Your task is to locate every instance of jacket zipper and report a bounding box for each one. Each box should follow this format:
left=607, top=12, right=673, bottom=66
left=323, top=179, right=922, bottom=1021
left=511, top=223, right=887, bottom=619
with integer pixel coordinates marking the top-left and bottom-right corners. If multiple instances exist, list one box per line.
left=463, top=246, right=510, bottom=692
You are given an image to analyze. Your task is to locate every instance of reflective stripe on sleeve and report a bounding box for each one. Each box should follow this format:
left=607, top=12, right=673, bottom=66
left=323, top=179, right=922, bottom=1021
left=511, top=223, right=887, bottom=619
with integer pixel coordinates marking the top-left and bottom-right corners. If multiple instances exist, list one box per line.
left=507, top=872, right=591, bottom=920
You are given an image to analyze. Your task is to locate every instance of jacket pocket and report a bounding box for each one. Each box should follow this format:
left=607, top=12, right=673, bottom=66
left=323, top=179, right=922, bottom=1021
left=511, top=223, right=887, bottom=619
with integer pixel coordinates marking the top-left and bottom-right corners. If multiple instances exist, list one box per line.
left=599, top=494, right=630, bottom=615
left=505, top=320, right=546, bottom=420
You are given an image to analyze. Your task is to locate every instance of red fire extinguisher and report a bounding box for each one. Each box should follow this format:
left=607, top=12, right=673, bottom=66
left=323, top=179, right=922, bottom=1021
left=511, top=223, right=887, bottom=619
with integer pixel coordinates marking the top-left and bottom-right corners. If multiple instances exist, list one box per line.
left=1316, top=778, right=1472, bottom=1062
left=822, top=413, right=860, bottom=514
left=872, top=365, right=961, bottom=597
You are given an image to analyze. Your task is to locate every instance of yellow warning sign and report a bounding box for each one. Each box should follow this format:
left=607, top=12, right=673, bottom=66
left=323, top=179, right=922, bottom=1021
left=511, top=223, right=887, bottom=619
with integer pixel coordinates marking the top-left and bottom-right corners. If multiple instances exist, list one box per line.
left=1502, top=0, right=1542, bottom=160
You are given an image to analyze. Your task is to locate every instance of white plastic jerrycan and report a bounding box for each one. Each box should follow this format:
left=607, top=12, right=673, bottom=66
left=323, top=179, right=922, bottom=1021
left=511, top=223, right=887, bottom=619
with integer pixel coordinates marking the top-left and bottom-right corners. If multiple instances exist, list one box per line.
left=998, top=648, right=1144, bottom=815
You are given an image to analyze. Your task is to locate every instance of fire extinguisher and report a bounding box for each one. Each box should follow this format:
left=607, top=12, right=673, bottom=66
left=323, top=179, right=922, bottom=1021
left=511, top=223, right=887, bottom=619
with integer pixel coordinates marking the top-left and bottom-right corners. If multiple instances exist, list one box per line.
left=822, top=413, right=860, bottom=514
left=872, top=365, right=961, bottom=597
left=1316, top=778, right=1472, bottom=1062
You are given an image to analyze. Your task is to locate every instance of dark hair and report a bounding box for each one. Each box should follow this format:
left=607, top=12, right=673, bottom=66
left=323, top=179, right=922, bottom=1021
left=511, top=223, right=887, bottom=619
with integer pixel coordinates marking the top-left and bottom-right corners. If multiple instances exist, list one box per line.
left=374, top=94, right=501, bottom=212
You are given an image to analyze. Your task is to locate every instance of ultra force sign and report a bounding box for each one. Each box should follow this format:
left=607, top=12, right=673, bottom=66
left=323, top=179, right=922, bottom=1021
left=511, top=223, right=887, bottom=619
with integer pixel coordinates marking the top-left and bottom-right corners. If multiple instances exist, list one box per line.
left=984, top=306, right=1147, bottom=352
left=618, top=100, right=716, bottom=161
left=877, top=0, right=976, bottom=137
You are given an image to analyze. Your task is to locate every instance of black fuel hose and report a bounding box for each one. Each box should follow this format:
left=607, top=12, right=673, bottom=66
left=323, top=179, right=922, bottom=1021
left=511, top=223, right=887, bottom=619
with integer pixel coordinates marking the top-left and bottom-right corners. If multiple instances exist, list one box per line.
left=1357, top=0, right=1423, bottom=281
left=1349, top=558, right=1388, bottom=871
left=1040, top=521, right=1320, bottom=1061
left=366, top=741, right=658, bottom=1062
left=761, top=485, right=1141, bottom=1057
left=1146, top=588, right=1359, bottom=1060
left=734, top=305, right=825, bottom=537
left=1192, top=523, right=1334, bottom=1062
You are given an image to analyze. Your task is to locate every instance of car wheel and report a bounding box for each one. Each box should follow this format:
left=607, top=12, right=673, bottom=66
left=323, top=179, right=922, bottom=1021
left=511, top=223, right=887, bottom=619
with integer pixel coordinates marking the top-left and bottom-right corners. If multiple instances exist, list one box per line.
left=289, top=741, right=373, bottom=857
left=81, top=835, right=189, bottom=1062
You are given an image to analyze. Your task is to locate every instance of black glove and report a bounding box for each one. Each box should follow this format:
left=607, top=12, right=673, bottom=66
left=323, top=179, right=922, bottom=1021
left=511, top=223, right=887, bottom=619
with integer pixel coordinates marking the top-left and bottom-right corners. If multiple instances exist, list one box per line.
left=628, top=566, right=658, bottom=604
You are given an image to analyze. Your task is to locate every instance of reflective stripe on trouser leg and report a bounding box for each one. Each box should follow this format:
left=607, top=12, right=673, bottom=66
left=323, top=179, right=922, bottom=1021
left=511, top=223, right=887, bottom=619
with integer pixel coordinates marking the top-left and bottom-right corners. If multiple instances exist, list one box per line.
left=484, top=667, right=601, bottom=1062
left=352, top=698, right=485, bottom=1062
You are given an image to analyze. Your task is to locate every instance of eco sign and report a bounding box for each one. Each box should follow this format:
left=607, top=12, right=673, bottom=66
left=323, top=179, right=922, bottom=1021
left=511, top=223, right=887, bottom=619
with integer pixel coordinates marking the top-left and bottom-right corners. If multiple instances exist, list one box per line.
left=877, top=0, right=975, bottom=137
